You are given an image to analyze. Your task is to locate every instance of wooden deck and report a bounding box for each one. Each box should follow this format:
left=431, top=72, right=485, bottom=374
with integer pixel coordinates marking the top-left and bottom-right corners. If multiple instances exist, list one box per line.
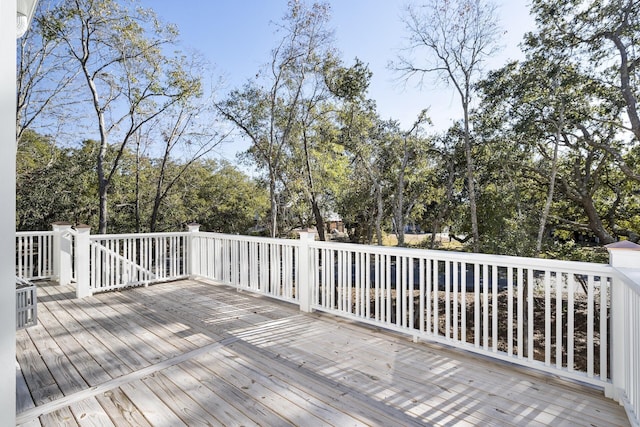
left=16, top=279, right=629, bottom=427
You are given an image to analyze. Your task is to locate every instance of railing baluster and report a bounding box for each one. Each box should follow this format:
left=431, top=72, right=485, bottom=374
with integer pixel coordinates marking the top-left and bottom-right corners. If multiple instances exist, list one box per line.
left=385, top=254, right=392, bottom=324
left=396, top=255, right=402, bottom=327
left=374, top=253, right=380, bottom=321
left=556, top=271, right=563, bottom=369
left=600, top=276, right=608, bottom=380
left=483, top=264, right=489, bottom=350
left=568, top=273, right=575, bottom=372
left=347, top=250, right=353, bottom=315
left=587, top=275, right=595, bottom=377
left=453, top=261, right=458, bottom=342
left=461, top=261, right=466, bottom=344
left=365, top=253, right=371, bottom=319
left=527, top=268, right=534, bottom=362
left=409, top=257, right=415, bottom=331
left=419, top=258, right=425, bottom=334
left=474, top=263, right=480, bottom=348
left=517, top=267, right=523, bottom=359
left=508, top=266, right=514, bottom=357
left=545, top=270, right=551, bottom=366
left=445, top=260, right=451, bottom=339
left=426, top=258, right=432, bottom=335
left=354, top=251, right=360, bottom=317
left=434, top=260, right=439, bottom=336
left=492, top=265, right=498, bottom=353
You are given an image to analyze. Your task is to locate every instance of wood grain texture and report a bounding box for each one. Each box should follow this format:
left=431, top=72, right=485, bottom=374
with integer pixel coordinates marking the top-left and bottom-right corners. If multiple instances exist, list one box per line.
left=16, top=280, right=629, bottom=427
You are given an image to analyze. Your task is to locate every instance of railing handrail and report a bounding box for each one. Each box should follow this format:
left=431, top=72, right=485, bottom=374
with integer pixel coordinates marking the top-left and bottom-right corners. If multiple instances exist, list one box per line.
left=309, top=240, right=614, bottom=275
left=16, top=230, right=55, bottom=237
left=197, top=231, right=301, bottom=246
left=90, top=231, right=191, bottom=240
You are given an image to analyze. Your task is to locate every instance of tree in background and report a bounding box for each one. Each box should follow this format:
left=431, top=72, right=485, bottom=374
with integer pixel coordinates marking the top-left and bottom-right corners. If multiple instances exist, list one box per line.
left=16, top=0, right=640, bottom=260
left=46, top=0, right=201, bottom=233
left=145, top=101, right=228, bottom=232
left=389, top=112, right=431, bottom=246
left=475, top=0, right=640, bottom=249
left=16, top=130, right=268, bottom=234
left=395, top=0, right=502, bottom=252
left=218, top=0, right=335, bottom=238
left=530, top=0, right=640, bottom=146
left=16, top=0, right=79, bottom=146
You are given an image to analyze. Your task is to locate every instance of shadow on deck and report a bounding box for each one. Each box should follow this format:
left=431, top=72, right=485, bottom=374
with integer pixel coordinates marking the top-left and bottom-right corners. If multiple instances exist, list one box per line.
left=16, top=279, right=629, bottom=426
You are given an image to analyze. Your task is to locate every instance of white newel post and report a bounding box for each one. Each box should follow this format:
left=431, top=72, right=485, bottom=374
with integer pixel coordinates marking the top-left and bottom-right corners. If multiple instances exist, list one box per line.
left=297, top=230, right=316, bottom=313
left=187, top=223, right=200, bottom=278
left=605, top=241, right=640, bottom=401
left=52, top=222, right=73, bottom=286
left=75, top=225, right=92, bottom=298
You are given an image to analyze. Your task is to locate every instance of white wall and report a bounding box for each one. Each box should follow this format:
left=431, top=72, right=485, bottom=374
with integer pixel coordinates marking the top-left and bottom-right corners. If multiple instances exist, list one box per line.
left=0, top=1, right=17, bottom=425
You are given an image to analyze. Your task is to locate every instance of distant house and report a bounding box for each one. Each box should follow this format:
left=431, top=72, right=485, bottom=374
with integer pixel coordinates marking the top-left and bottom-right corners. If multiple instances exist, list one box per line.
left=325, top=212, right=344, bottom=234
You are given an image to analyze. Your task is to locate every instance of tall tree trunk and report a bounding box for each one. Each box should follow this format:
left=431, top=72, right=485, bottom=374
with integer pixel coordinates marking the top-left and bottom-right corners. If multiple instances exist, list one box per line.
left=150, top=141, right=171, bottom=233
left=395, top=137, right=409, bottom=247
left=431, top=151, right=456, bottom=249
left=81, top=54, right=110, bottom=234
left=463, top=103, right=480, bottom=252
left=581, top=194, right=616, bottom=244
left=96, top=131, right=109, bottom=234
left=134, top=138, right=141, bottom=233
left=302, top=132, right=325, bottom=240
left=269, top=172, right=278, bottom=238
left=311, top=196, right=325, bottom=241
left=607, top=32, right=640, bottom=141
left=374, top=181, right=384, bottom=246
left=536, top=112, right=562, bottom=255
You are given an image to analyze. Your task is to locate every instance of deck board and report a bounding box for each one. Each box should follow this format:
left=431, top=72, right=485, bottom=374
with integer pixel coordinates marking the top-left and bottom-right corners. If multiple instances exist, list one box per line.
left=16, top=279, right=630, bottom=426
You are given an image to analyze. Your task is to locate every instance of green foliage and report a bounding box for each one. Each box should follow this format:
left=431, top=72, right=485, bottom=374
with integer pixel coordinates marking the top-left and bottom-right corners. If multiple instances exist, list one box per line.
left=16, top=131, right=267, bottom=234
left=541, top=241, right=609, bottom=264
left=19, top=0, right=640, bottom=263
left=17, top=132, right=96, bottom=230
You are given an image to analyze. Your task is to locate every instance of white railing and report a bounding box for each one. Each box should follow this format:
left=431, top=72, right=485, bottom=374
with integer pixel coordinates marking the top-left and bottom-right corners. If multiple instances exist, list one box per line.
left=25, top=225, right=639, bottom=426
left=306, top=241, right=614, bottom=388
left=191, top=232, right=300, bottom=304
left=16, top=277, right=37, bottom=329
left=16, top=231, right=54, bottom=279
left=608, top=248, right=640, bottom=427
left=86, top=232, right=191, bottom=293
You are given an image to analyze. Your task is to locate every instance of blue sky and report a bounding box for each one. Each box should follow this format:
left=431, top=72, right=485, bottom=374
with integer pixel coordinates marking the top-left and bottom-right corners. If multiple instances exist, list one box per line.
left=142, top=1, right=536, bottom=162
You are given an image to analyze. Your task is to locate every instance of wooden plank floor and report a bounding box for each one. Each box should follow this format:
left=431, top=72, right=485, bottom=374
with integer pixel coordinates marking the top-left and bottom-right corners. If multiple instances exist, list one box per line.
left=16, top=279, right=630, bottom=427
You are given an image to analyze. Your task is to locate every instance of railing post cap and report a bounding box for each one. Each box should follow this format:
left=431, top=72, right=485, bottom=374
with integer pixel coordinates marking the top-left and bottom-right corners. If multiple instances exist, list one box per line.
left=605, top=240, right=640, bottom=268
left=52, top=222, right=73, bottom=231
left=74, top=224, right=91, bottom=231
left=187, top=223, right=200, bottom=232
left=605, top=240, right=640, bottom=250
left=297, top=228, right=316, bottom=239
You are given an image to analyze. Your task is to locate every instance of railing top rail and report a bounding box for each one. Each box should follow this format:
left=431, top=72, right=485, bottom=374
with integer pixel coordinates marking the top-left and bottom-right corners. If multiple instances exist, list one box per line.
left=309, top=240, right=614, bottom=275
left=16, top=231, right=55, bottom=237
left=90, top=231, right=191, bottom=240
left=198, top=232, right=301, bottom=246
